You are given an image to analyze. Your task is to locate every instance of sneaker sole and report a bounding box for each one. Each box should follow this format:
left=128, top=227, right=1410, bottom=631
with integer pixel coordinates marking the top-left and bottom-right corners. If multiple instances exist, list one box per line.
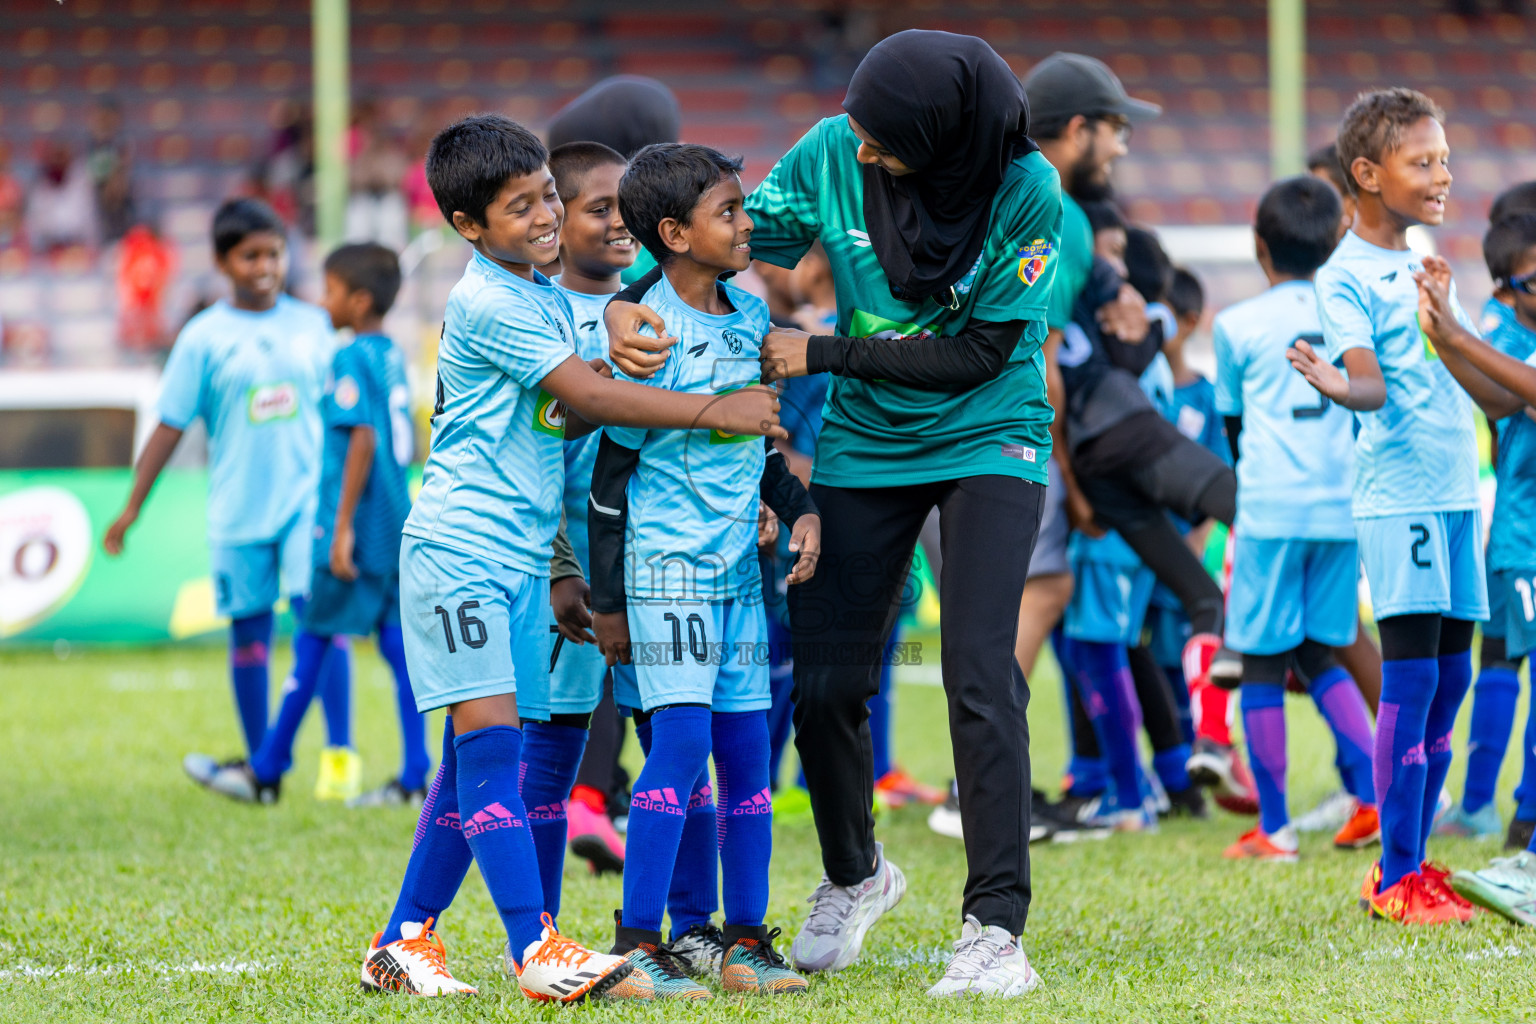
left=521, top=961, right=636, bottom=1004
left=1050, top=826, right=1112, bottom=844
left=794, top=863, right=906, bottom=973
left=1448, top=874, right=1536, bottom=927
left=1187, top=752, right=1238, bottom=794
left=570, top=835, right=625, bottom=875
left=926, top=966, right=1041, bottom=998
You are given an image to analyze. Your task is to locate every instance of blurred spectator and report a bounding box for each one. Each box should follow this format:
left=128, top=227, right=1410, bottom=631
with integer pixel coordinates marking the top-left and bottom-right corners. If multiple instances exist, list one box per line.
left=258, top=100, right=315, bottom=234
left=117, top=222, right=177, bottom=356
left=86, top=98, right=135, bottom=243
left=26, top=142, right=99, bottom=255
left=402, top=125, right=440, bottom=236
left=0, top=142, right=23, bottom=250
left=344, top=100, right=409, bottom=249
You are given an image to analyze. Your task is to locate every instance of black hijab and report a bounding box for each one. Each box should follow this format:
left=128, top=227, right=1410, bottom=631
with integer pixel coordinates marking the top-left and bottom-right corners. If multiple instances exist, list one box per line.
left=546, top=76, right=682, bottom=158
left=843, top=31, right=1037, bottom=305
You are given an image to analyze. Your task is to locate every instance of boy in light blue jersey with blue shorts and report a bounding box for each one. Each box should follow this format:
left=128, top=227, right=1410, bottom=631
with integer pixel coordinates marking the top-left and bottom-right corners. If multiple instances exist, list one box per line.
left=358, top=116, right=785, bottom=1001
left=105, top=197, right=354, bottom=790
left=586, top=142, right=820, bottom=999
left=1290, top=88, right=1484, bottom=923
left=1215, top=176, right=1379, bottom=863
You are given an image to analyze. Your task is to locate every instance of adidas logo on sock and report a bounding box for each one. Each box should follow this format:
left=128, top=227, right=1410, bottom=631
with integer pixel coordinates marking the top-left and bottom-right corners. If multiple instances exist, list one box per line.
left=732, top=787, right=773, bottom=816
left=689, top=785, right=714, bottom=811
left=527, top=800, right=568, bottom=822
left=463, top=801, right=525, bottom=838
left=435, top=811, right=462, bottom=830
left=1400, top=742, right=1427, bottom=767
left=1428, top=734, right=1453, bottom=755
left=632, top=788, right=685, bottom=816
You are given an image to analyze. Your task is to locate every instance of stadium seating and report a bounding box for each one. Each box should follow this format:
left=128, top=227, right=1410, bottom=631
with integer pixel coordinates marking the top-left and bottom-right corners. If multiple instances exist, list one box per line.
left=2, top=0, right=1530, bottom=362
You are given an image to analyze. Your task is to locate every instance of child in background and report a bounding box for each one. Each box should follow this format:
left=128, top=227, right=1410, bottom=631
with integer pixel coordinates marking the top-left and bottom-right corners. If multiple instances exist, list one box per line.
left=105, top=197, right=357, bottom=798
left=359, top=115, right=784, bottom=1000
left=1289, top=88, right=1483, bottom=924
left=187, top=243, right=428, bottom=809
left=1436, top=182, right=1536, bottom=845
left=1215, top=176, right=1379, bottom=862
left=588, top=142, right=820, bottom=998
left=1307, top=142, right=1358, bottom=242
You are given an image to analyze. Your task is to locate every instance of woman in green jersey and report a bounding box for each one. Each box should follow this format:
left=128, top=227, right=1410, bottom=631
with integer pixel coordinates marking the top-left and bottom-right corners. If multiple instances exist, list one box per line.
left=606, top=31, right=1058, bottom=997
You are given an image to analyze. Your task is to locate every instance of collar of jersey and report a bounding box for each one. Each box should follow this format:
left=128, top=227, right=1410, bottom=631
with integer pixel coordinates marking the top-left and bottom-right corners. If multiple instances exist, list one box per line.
left=472, top=249, right=555, bottom=291
left=652, top=272, right=745, bottom=328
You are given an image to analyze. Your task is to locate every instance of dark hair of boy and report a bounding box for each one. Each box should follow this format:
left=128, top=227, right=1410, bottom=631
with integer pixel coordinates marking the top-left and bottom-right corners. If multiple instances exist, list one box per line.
left=1123, top=225, right=1172, bottom=304
left=1255, top=175, right=1343, bottom=278
left=1490, top=181, right=1536, bottom=225
left=424, top=114, right=547, bottom=226
left=548, top=141, right=627, bottom=204
left=1081, top=199, right=1127, bottom=236
left=1483, top=212, right=1536, bottom=289
left=1166, top=267, right=1204, bottom=320
left=212, top=197, right=286, bottom=257
left=1305, top=141, right=1350, bottom=198
left=1335, top=88, right=1444, bottom=197
left=617, top=142, right=744, bottom=265
left=324, top=243, right=402, bottom=316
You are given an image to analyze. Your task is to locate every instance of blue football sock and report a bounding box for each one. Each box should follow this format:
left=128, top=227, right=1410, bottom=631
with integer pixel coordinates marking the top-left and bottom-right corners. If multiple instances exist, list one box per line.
left=1375, top=657, right=1436, bottom=890
left=635, top=717, right=719, bottom=935
left=383, top=717, right=473, bottom=945
left=379, top=625, right=430, bottom=791
left=454, top=725, right=545, bottom=963
left=1241, top=682, right=1289, bottom=834
left=1067, top=756, right=1108, bottom=798
left=1462, top=665, right=1519, bottom=814
left=248, top=629, right=331, bottom=785
left=623, top=706, right=712, bottom=933
left=318, top=636, right=352, bottom=749
left=1309, top=667, right=1376, bottom=805
left=229, top=612, right=274, bottom=755
left=1163, top=662, right=1195, bottom=746
left=713, top=710, right=771, bottom=929
left=1065, top=639, right=1145, bottom=813
left=1518, top=693, right=1536, bottom=824
left=1152, top=743, right=1193, bottom=794
left=1420, top=650, right=1474, bottom=860
left=518, top=721, right=588, bottom=923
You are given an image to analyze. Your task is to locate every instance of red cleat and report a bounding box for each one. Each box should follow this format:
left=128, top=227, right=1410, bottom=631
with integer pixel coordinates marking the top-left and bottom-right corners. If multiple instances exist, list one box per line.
left=1332, top=802, right=1381, bottom=850
left=1367, top=870, right=1474, bottom=925
left=875, top=769, right=948, bottom=808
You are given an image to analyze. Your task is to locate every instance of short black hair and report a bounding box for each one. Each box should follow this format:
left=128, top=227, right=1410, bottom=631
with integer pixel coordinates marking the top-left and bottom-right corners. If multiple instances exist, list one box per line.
left=212, top=197, right=285, bottom=257
left=548, top=141, right=627, bottom=204
left=323, top=243, right=401, bottom=316
left=1124, top=226, right=1172, bottom=304
left=425, top=114, right=547, bottom=226
left=1490, top=181, right=1536, bottom=224
left=1336, top=88, right=1444, bottom=196
left=1081, top=200, right=1127, bottom=236
left=1306, top=141, right=1350, bottom=198
left=1167, top=267, right=1204, bottom=320
left=1484, top=212, right=1536, bottom=288
left=1255, top=175, right=1343, bottom=278
left=618, top=143, right=744, bottom=264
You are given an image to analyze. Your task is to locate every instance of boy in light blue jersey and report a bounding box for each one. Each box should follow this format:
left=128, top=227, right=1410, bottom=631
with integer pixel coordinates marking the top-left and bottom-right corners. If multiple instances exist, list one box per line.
left=188, top=243, right=428, bottom=809
left=1289, top=89, right=1483, bottom=923
left=1214, top=177, right=1379, bottom=863
left=1440, top=188, right=1536, bottom=844
left=1414, top=208, right=1536, bottom=917
left=359, top=116, right=785, bottom=1001
left=105, top=197, right=354, bottom=787
left=587, top=143, right=820, bottom=998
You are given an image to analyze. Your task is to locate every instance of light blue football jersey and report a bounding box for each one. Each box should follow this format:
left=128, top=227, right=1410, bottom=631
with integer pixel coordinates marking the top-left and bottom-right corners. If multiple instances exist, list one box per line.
left=1486, top=313, right=1536, bottom=572
left=1214, top=280, right=1355, bottom=540
left=315, top=334, right=413, bottom=578
left=1170, top=376, right=1230, bottom=465
left=157, top=295, right=333, bottom=546
left=1315, top=231, right=1479, bottom=518
left=554, top=281, right=617, bottom=574
left=605, top=274, right=769, bottom=602
left=403, top=252, right=577, bottom=576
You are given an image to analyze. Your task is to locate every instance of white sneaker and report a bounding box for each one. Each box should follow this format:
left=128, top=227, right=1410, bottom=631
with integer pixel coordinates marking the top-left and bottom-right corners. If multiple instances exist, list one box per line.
left=515, top=914, right=634, bottom=1003
left=926, top=915, right=1040, bottom=998
left=928, top=788, right=964, bottom=840
left=361, top=918, right=477, bottom=996
left=1292, top=789, right=1356, bottom=833
left=790, top=842, right=905, bottom=972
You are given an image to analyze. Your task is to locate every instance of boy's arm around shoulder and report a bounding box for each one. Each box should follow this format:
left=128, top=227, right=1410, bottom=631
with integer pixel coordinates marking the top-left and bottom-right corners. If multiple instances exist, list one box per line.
left=587, top=432, right=642, bottom=665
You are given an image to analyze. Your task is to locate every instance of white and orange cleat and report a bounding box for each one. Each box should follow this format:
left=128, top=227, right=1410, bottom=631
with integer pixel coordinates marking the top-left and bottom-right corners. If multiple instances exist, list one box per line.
left=515, top=913, right=635, bottom=1003
left=360, top=918, right=478, bottom=996
left=1223, top=825, right=1299, bottom=863
left=1332, top=801, right=1381, bottom=850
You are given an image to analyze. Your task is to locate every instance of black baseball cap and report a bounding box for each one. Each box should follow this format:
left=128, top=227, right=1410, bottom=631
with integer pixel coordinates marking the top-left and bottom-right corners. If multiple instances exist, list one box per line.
left=1023, top=52, right=1161, bottom=133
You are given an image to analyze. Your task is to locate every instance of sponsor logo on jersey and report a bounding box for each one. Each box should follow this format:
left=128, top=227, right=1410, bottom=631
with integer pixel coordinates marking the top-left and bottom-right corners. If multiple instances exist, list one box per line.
left=1016, top=238, right=1053, bottom=287
left=709, top=382, right=762, bottom=444
left=248, top=382, right=299, bottom=423
left=334, top=375, right=360, bottom=411
left=723, top=329, right=745, bottom=355
left=846, top=228, right=871, bottom=248
left=533, top=389, right=566, bottom=437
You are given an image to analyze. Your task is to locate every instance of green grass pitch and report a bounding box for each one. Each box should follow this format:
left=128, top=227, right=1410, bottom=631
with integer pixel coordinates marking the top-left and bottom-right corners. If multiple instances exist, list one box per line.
left=2, top=639, right=1534, bottom=1023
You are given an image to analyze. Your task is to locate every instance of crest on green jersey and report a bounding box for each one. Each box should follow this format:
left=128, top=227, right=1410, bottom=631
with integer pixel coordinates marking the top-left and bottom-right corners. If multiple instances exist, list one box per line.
left=533, top=389, right=566, bottom=437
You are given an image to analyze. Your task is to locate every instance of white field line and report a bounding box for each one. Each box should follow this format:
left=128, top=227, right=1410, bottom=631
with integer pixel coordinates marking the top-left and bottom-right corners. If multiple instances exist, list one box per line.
left=0, top=958, right=277, bottom=981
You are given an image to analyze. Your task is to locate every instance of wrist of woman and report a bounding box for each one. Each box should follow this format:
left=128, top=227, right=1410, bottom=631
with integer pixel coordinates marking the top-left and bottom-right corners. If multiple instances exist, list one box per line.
left=806, top=335, right=836, bottom=375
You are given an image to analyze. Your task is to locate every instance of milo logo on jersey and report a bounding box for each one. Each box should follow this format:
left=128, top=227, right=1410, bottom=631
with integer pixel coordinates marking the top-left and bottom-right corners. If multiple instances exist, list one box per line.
left=709, top=381, right=763, bottom=445
left=532, top=390, right=566, bottom=438
left=247, top=382, right=299, bottom=423
left=1017, top=238, right=1053, bottom=287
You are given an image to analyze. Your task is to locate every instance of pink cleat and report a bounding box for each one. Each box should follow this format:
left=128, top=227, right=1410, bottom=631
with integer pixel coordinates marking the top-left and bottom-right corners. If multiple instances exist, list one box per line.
left=568, top=792, right=625, bottom=875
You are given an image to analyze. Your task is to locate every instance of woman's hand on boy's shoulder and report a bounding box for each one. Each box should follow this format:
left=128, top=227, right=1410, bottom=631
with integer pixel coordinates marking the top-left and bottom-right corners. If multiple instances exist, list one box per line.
left=761, top=328, right=811, bottom=383
left=785, top=513, right=821, bottom=585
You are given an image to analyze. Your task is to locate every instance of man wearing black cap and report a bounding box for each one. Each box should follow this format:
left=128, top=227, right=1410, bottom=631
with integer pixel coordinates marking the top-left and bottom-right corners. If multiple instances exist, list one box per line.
left=1022, top=53, right=1256, bottom=812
